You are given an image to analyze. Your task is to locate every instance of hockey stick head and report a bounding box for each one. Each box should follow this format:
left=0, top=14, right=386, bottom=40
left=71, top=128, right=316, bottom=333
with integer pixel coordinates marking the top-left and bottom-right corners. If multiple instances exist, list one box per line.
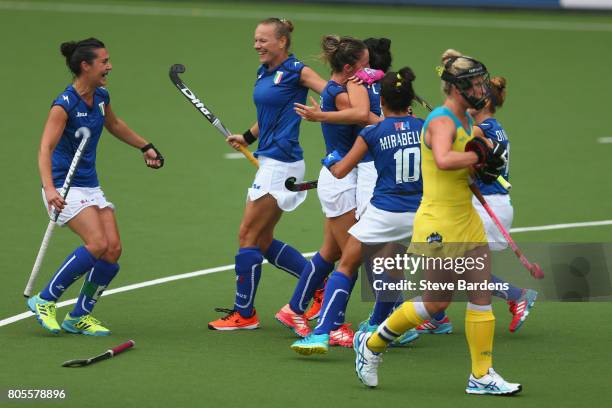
left=62, top=357, right=93, bottom=368
left=285, top=177, right=298, bottom=191
left=285, top=177, right=318, bottom=192
left=170, top=64, right=186, bottom=75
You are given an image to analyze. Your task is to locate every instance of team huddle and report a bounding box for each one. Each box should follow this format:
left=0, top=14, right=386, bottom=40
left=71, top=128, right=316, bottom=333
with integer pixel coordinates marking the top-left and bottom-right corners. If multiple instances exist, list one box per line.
left=28, top=17, right=538, bottom=396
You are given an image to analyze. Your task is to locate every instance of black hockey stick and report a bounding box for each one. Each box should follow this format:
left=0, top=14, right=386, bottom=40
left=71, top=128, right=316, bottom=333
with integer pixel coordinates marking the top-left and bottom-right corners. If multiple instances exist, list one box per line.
left=62, top=340, right=135, bottom=368
left=169, top=64, right=259, bottom=167
left=285, top=177, right=318, bottom=192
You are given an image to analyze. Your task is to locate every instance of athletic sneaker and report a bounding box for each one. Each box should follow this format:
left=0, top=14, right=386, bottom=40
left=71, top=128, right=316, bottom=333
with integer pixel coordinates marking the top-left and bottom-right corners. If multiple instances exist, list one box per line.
left=353, top=331, right=383, bottom=388
left=304, top=287, right=324, bottom=321
left=329, top=323, right=354, bottom=347
left=466, top=368, right=522, bottom=395
left=61, top=314, right=110, bottom=336
left=275, top=304, right=311, bottom=337
left=291, top=333, right=329, bottom=355
left=508, top=289, right=538, bottom=333
left=208, top=308, right=259, bottom=331
left=392, top=329, right=419, bottom=346
left=414, top=316, right=453, bottom=334
left=27, top=294, right=60, bottom=334
left=358, top=319, right=378, bottom=333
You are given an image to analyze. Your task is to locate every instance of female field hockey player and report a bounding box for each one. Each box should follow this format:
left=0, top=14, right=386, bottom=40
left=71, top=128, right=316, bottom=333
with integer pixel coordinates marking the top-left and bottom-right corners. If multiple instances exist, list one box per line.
left=353, top=50, right=522, bottom=396
left=208, top=18, right=327, bottom=330
left=400, top=76, right=537, bottom=342
left=272, top=35, right=371, bottom=344
left=290, top=68, right=424, bottom=355
left=29, top=38, right=164, bottom=336
left=291, top=37, right=393, bottom=322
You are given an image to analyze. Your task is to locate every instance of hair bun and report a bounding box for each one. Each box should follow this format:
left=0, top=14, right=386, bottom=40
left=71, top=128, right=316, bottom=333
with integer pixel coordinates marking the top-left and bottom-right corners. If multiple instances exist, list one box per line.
left=280, top=18, right=294, bottom=33
left=60, top=41, right=78, bottom=58
left=441, top=48, right=462, bottom=65
left=398, top=66, right=416, bottom=83
left=378, top=38, right=391, bottom=51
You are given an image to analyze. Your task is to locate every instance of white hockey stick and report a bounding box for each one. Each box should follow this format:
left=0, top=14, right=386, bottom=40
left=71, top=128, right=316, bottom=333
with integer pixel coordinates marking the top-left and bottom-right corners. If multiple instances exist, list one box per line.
left=24, top=127, right=92, bottom=298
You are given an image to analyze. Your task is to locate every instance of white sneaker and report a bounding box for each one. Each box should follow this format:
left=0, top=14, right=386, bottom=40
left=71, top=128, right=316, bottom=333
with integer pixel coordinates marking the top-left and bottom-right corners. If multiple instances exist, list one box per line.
left=466, top=368, right=522, bottom=395
left=353, top=331, right=383, bottom=388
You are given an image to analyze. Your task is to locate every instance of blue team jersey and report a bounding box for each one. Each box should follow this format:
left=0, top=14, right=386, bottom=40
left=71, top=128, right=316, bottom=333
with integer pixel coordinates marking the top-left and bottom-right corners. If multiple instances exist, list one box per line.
left=51, top=85, right=109, bottom=188
left=360, top=115, right=424, bottom=212
left=253, top=54, right=308, bottom=162
left=360, top=83, right=382, bottom=163
left=476, top=117, right=510, bottom=195
left=320, top=81, right=360, bottom=156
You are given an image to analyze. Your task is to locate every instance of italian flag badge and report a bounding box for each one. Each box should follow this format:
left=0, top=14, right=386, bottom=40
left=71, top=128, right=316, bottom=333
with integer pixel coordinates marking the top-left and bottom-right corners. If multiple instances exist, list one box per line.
left=273, top=71, right=284, bottom=85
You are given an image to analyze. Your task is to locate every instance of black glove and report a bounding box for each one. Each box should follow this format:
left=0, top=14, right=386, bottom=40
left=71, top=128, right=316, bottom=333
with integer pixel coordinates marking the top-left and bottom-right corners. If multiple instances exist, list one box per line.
left=464, top=137, right=489, bottom=167
left=141, top=143, right=165, bottom=169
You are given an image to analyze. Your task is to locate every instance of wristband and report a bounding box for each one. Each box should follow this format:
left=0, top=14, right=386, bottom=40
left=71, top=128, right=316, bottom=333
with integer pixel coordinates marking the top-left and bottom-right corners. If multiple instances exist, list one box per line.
left=140, top=143, right=154, bottom=153
left=243, top=129, right=256, bottom=145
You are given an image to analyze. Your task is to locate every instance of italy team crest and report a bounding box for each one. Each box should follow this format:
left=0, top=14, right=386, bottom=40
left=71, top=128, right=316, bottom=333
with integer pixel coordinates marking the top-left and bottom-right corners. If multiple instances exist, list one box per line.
left=273, top=71, right=284, bottom=85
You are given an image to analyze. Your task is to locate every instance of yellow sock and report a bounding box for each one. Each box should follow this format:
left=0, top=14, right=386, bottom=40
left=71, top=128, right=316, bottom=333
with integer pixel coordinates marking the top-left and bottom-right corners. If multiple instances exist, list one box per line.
left=465, top=308, right=495, bottom=378
left=367, top=301, right=425, bottom=353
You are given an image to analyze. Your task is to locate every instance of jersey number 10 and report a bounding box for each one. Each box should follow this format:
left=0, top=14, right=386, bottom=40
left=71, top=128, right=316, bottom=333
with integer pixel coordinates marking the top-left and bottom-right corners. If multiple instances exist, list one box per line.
left=394, top=147, right=420, bottom=184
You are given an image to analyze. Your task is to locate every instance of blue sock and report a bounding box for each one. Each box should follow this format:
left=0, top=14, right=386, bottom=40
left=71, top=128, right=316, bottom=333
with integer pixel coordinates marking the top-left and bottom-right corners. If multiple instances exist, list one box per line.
left=492, top=275, right=524, bottom=301
left=431, top=311, right=446, bottom=322
left=40, top=246, right=97, bottom=301
left=369, top=273, right=401, bottom=326
left=314, top=271, right=351, bottom=335
left=369, top=300, right=397, bottom=326
left=71, top=259, right=119, bottom=317
left=289, top=252, right=334, bottom=314
left=234, top=247, right=263, bottom=318
left=264, top=239, right=306, bottom=278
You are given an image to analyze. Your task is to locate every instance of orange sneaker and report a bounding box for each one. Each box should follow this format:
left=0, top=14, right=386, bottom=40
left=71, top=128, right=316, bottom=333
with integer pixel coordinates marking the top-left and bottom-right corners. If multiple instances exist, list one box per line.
left=275, top=304, right=311, bottom=337
left=208, top=308, right=260, bottom=331
left=329, top=323, right=354, bottom=347
left=304, top=287, right=324, bottom=321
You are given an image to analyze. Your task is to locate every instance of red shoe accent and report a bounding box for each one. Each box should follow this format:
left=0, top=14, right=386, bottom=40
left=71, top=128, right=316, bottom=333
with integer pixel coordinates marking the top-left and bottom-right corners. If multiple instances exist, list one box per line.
left=275, top=304, right=311, bottom=337
left=329, top=323, right=354, bottom=347
left=208, top=308, right=259, bottom=330
left=304, top=287, right=324, bottom=321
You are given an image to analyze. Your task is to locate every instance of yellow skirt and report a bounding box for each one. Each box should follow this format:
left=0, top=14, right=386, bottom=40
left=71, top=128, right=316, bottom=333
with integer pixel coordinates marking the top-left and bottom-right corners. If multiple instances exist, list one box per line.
left=408, top=200, right=487, bottom=258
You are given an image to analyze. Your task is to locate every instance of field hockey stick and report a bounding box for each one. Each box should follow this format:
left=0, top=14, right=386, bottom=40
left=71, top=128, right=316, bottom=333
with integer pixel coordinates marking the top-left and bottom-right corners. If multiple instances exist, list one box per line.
left=169, top=64, right=259, bottom=168
left=62, top=340, right=135, bottom=367
left=24, top=127, right=91, bottom=298
left=285, top=177, right=317, bottom=192
left=469, top=182, right=544, bottom=279
left=415, top=94, right=512, bottom=191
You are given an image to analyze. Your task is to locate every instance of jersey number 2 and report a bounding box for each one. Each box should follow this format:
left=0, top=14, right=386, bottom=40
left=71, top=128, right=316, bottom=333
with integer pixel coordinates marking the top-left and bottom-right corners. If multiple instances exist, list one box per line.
left=394, top=147, right=420, bottom=184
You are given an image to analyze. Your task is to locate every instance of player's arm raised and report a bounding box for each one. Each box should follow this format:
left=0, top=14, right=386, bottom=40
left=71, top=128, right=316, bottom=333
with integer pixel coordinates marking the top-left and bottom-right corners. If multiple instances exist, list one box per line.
left=103, top=103, right=164, bottom=168
left=429, top=117, right=479, bottom=170
left=38, top=106, right=68, bottom=211
left=328, top=136, right=369, bottom=179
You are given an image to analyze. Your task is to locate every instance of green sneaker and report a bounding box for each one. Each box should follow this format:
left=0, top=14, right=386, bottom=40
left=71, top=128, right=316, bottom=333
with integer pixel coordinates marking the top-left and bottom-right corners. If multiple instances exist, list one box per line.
left=27, top=294, right=60, bottom=334
left=61, top=314, right=111, bottom=336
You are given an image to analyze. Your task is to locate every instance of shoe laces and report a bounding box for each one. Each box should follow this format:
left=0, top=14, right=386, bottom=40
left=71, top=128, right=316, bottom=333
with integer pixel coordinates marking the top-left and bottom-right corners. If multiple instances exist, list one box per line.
left=333, top=323, right=354, bottom=338
left=39, top=302, right=56, bottom=315
left=81, top=315, right=102, bottom=326
left=215, top=308, right=238, bottom=321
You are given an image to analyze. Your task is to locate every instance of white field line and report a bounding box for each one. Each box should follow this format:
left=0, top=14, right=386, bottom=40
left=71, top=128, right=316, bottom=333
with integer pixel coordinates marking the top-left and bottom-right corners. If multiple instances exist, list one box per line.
left=2, top=220, right=612, bottom=328
left=597, top=137, right=612, bottom=144
left=1, top=1, right=612, bottom=32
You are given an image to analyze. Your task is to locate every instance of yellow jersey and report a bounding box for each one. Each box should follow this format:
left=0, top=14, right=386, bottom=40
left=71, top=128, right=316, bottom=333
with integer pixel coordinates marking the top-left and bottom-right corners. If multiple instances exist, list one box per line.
left=410, top=106, right=486, bottom=256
